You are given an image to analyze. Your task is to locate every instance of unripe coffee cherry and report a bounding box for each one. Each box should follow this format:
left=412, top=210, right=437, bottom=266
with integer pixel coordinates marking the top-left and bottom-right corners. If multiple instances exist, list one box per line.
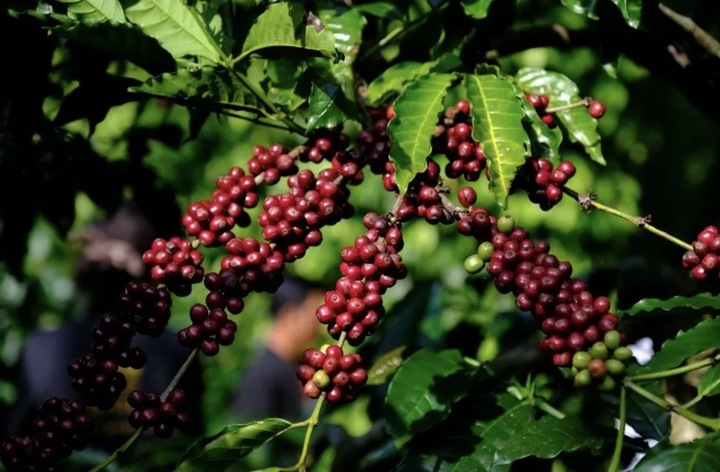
left=497, top=215, right=515, bottom=234
left=477, top=242, right=495, bottom=261
left=587, top=359, right=608, bottom=378
left=464, top=254, right=485, bottom=274
left=603, top=330, right=621, bottom=350
left=605, top=359, right=625, bottom=376
left=589, top=342, right=609, bottom=360
left=572, top=351, right=592, bottom=369
left=575, top=369, right=592, bottom=386
left=597, top=376, right=616, bottom=391
left=613, top=346, right=634, bottom=362
left=312, top=370, right=331, bottom=389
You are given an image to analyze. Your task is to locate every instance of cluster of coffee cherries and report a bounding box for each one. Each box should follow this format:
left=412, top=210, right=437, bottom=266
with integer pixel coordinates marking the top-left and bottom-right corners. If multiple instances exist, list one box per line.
left=142, top=237, right=204, bottom=296
left=177, top=304, right=236, bottom=356
left=68, top=282, right=172, bottom=409
left=127, top=388, right=191, bottom=438
left=296, top=345, right=368, bottom=403
left=512, top=157, right=576, bottom=210
left=571, top=331, right=633, bottom=391
left=433, top=99, right=487, bottom=181
left=316, top=213, right=407, bottom=346
left=181, top=166, right=258, bottom=247
left=0, top=398, right=93, bottom=472
left=247, top=143, right=299, bottom=184
left=682, top=225, right=720, bottom=280
left=258, top=168, right=354, bottom=262
left=525, top=94, right=556, bottom=127
left=393, top=160, right=454, bottom=224
left=356, top=107, right=393, bottom=175
left=462, top=214, right=631, bottom=388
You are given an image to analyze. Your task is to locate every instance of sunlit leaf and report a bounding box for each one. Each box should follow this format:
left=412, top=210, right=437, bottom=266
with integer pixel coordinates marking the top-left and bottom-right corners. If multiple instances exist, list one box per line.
left=240, top=1, right=339, bottom=62
left=609, top=0, right=641, bottom=28
left=387, top=72, right=456, bottom=193
left=305, top=64, right=360, bottom=132
left=515, top=67, right=605, bottom=165
left=619, top=293, right=720, bottom=318
left=125, top=0, right=224, bottom=62
left=461, top=0, right=495, bottom=19
left=639, top=316, right=720, bottom=374
left=58, top=0, right=126, bottom=23
left=367, top=345, right=406, bottom=386
left=634, top=436, right=720, bottom=472
left=465, top=73, right=529, bottom=208
left=366, top=56, right=461, bottom=106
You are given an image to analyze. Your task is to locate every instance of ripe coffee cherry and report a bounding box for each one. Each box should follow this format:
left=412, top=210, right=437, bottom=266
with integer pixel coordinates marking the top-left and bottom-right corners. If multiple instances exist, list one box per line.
left=458, top=186, right=477, bottom=207
left=587, top=359, right=608, bottom=378
left=588, top=100, right=606, bottom=119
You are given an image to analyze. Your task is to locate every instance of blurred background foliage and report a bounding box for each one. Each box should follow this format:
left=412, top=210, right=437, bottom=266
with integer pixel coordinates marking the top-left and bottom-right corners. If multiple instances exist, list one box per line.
left=1, top=0, right=719, bottom=469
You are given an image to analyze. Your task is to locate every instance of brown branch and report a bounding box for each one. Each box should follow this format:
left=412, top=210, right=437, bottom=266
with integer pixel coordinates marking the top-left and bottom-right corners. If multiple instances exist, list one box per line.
left=658, top=3, right=720, bottom=59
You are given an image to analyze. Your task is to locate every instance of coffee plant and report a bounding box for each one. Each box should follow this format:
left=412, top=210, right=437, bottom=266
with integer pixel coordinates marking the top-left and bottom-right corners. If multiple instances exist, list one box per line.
left=2, top=0, right=720, bottom=471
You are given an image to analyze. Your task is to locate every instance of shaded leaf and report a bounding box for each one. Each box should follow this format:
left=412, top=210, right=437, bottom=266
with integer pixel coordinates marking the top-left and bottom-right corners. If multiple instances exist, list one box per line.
left=465, top=73, right=529, bottom=208
left=385, top=348, right=475, bottom=437
left=305, top=65, right=360, bottom=132
left=175, top=419, right=293, bottom=471
left=461, top=0, right=495, bottom=19
left=618, top=293, right=720, bottom=318
left=125, top=0, right=224, bottom=62
left=367, top=345, right=406, bottom=386
left=387, top=73, right=455, bottom=193
left=366, top=56, right=462, bottom=106
left=129, top=67, right=249, bottom=111
left=609, top=0, right=641, bottom=28
left=515, top=67, right=605, bottom=165
left=640, top=316, right=720, bottom=374
left=625, top=381, right=670, bottom=441
left=559, top=0, right=599, bottom=20
left=240, top=1, right=339, bottom=62
left=517, top=90, right=562, bottom=161
left=697, top=363, right=720, bottom=399
left=353, top=2, right=402, bottom=19
left=634, top=436, right=720, bottom=472
left=51, top=21, right=176, bottom=75
left=58, top=0, right=126, bottom=23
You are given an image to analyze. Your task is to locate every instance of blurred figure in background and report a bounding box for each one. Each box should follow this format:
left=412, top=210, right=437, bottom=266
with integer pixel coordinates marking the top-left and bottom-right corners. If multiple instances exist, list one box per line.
left=230, top=274, right=326, bottom=422
left=4, top=201, right=204, bottom=448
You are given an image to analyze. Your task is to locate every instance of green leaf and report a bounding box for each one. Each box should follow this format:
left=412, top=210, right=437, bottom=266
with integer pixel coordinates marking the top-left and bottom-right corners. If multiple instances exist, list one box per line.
left=634, top=436, right=720, bottom=472
left=175, top=419, right=293, bottom=471
left=54, top=75, right=139, bottom=131
left=609, top=0, right=641, bottom=28
left=517, top=90, right=563, bottom=161
left=58, top=0, right=126, bottom=23
left=51, top=22, right=176, bottom=75
left=697, top=364, right=720, bottom=399
left=559, top=0, right=599, bottom=20
left=305, top=65, right=360, bottom=132
left=125, top=0, right=224, bottom=62
left=461, top=0, right=495, bottom=19
left=240, top=1, right=339, bottom=62
left=385, top=348, right=475, bottom=437
left=465, top=73, right=529, bottom=208
left=353, top=2, right=402, bottom=19
left=398, top=404, right=608, bottom=471
left=515, top=67, right=605, bottom=165
left=129, top=67, right=249, bottom=110
left=625, top=381, right=670, bottom=440
left=641, top=316, right=720, bottom=374
left=619, top=293, right=720, bottom=318
left=387, top=73, right=456, bottom=193
left=319, top=8, right=365, bottom=63
left=367, top=345, right=406, bottom=386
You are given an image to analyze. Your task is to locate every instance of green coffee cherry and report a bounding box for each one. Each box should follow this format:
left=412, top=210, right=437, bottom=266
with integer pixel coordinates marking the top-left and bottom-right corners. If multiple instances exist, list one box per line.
left=312, top=370, right=331, bottom=389
left=575, top=369, right=592, bottom=386
left=589, top=342, right=609, bottom=360
left=477, top=242, right=495, bottom=261
left=464, top=254, right=486, bottom=274
left=497, top=214, right=515, bottom=233
left=597, top=375, right=616, bottom=392
left=572, top=351, right=592, bottom=369
left=604, top=330, right=621, bottom=350
left=606, top=359, right=625, bottom=376
left=613, top=346, right=634, bottom=362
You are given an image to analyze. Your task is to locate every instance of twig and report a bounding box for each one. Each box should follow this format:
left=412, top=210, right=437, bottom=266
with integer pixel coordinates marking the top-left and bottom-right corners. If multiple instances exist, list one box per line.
left=658, top=3, right=720, bottom=59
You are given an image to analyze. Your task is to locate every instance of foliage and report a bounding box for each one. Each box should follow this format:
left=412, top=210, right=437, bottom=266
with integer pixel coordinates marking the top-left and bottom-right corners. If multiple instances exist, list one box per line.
left=1, top=0, right=720, bottom=471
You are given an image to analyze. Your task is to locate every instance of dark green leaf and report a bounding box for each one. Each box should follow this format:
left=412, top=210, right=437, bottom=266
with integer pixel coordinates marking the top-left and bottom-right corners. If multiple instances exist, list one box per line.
left=54, top=75, right=139, bottom=131
left=625, top=381, right=670, bottom=440
left=240, top=1, right=339, bottom=62
left=367, top=345, right=406, bottom=386
left=697, top=364, right=720, bottom=399
left=51, top=21, right=176, bottom=75
left=58, top=0, right=126, bottom=23
left=619, top=293, right=720, bottom=318
left=305, top=65, right=359, bottom=132
left=175, top=419, right=293, bottom=471
left=353, top=2, right=402, bottom=19
left=129, top=67, right=249, bottom=111
left=641, top=316, right=720, bottom=374
left=609, top=0, right=641, bottom=28
left=397, top=404, right=608, bottom=471
left=461, top=0, right=495, bottom=19
left=385, top=348, right=475, bottom=437
left=387, top=72, right=455, bottom=193
left=125, top=0, right=225, bottom=62
left=634, top=436, right=720, bottom=472
left=518, top=89, right=563, bottom=161
left=515, top=67, right=605, bottom=165
left=559, top=0, right=599, bottom=20
left=465, top=73, right=529, bottom=209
